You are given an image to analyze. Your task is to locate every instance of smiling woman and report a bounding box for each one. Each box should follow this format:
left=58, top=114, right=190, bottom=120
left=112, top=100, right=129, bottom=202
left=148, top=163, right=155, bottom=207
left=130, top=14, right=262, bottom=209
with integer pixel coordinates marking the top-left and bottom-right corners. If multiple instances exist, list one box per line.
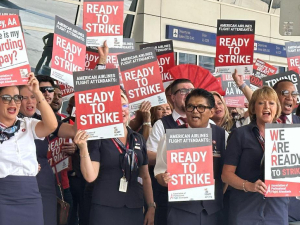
left=0, top=73, right=57, bottom=225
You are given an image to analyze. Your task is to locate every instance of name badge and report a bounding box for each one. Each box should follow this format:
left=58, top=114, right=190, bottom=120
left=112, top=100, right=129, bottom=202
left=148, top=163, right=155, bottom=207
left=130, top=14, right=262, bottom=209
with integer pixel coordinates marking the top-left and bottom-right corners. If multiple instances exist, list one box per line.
left=119, top=177, right=128, bottom=193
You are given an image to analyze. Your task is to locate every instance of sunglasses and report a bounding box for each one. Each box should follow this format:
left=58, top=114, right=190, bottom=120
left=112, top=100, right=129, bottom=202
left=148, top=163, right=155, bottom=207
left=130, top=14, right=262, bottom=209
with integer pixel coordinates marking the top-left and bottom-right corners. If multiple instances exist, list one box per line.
left=0, top=94, right=23, bottom=104
left=40, top=86, right=54, bottom=93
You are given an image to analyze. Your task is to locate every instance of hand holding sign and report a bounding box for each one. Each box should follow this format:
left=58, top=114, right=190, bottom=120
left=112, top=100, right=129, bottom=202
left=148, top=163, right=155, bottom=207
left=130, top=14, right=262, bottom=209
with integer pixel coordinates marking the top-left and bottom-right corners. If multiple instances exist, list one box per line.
left=73, top=130, right=89, bottom=150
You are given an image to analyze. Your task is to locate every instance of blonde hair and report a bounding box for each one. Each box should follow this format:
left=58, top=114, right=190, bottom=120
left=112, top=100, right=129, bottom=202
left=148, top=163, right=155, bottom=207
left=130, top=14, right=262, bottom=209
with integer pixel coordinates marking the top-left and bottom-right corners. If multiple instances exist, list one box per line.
left=150, top=101, right=173, bottom=125
left=210, top=91, right=233, bottom=132
left=248, top=86, right=281, bottom=122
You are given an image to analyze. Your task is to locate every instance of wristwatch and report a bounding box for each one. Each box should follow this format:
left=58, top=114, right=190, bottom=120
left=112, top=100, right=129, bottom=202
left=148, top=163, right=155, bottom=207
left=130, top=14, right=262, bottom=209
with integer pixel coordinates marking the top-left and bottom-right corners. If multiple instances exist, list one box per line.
left=148, top=202, right=156, bottom=209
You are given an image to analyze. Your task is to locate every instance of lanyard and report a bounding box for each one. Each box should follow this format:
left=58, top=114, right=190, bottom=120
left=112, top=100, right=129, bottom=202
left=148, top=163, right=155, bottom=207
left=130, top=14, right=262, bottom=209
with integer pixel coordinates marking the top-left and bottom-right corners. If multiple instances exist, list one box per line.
left=111, top=138, right=129, bottom=153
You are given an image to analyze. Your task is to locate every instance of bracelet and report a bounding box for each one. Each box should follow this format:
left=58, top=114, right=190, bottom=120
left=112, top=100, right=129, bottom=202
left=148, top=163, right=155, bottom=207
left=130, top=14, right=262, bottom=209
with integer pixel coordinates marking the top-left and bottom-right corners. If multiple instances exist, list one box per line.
left=80, top=153, right=89, bottom=158
left=243, top=180, right=248, bottom=192
left=239, top=83, right=247, bottom=90
left=143, top=122, right=152, bottom=127
left=148, top=202, right=156, bottom=209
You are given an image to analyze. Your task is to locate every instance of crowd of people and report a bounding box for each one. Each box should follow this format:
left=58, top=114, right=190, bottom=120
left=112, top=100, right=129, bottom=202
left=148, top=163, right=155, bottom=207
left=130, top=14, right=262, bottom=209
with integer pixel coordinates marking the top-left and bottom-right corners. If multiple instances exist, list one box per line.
left=0, top=40, right=300, bottom=225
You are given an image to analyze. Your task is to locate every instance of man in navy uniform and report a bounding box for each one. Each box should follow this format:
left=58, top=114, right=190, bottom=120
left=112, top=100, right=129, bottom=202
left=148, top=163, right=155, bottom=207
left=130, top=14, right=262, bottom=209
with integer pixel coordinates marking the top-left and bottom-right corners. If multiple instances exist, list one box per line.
left=147, top=79, right=194, bottom=225
left=155, top=89, right=228, bottom=225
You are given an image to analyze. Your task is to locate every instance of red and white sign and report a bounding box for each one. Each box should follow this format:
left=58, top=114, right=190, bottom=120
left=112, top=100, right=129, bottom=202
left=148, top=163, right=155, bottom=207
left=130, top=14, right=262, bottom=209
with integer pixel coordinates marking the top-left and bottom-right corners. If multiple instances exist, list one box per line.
left=73, top=68, right=124, bottom=140
left=48, top=137, right=71, bottom=173
left=221, top=73, right=250, bottom=108
left=250, top=59, right=277, bottom=90
left=118, top=48, right=167, bottom=112
left=0, top=15, right=30, bottom=87
left=51, top=16, right=86, bottom=87
left=83, top=0, right=124, bottom=47
left=57, top=81, right=74, bottom=102
left=85, top=38, right=135, bottom=70
left=140, top=40, right=175, bottom=88
left=166, top=128, right=214, bottom=202
left=285, top=42, right=300, bottom=74
left=265, top=124, right=300, bottom=197
left=215, top=20, right=255, bottom=76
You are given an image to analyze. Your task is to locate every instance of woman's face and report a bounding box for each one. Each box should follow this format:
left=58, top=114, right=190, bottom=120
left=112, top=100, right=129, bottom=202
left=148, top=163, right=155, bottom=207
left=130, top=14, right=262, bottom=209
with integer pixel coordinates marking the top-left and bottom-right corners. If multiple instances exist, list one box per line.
left=121, top=97, right=129, bottom=124
left=254, top=97, right=277, bottom=125
left=154, top=103, right=172, bottom=120
left=0, top=86, right=21, bottom=126
left=212, top=95, right=225, bottom=121
left=20, top=87, right=37, bottom=117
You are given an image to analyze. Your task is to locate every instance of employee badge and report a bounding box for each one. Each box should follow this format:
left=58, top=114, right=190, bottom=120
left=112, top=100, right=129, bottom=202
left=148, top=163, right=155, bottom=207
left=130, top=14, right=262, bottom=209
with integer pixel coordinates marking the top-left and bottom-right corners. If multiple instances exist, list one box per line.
left=119, top=176, right=128, bottom=193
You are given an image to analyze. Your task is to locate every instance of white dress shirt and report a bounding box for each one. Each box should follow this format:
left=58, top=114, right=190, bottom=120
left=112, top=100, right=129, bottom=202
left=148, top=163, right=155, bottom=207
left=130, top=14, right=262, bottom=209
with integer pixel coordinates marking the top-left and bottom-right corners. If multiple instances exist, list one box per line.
left=146, top=110, right=186, bottom=153
left=154, top=123, right=228, bottom=177
left=0, top=117, right=43, bottom=178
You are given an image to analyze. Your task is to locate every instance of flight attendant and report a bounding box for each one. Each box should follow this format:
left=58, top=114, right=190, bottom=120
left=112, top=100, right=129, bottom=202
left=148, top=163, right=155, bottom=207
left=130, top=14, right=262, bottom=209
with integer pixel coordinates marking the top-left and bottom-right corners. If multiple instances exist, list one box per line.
left=222, top=86, right=288, bottom=225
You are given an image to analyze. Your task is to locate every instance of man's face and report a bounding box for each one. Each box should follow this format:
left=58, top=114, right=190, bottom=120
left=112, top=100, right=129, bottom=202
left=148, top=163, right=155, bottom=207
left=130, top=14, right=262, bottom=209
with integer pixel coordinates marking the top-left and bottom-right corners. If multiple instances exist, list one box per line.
left=39, top=82, right=54, bottom=104
left=50, top=88, right=62, bottom=112
left=186, top=96, right=214, bottom=128
left=66, top=97, right=75, bottom=116
left=171, top=82, right=194, bottom=113
left=275, top=81, right=298, bottom=115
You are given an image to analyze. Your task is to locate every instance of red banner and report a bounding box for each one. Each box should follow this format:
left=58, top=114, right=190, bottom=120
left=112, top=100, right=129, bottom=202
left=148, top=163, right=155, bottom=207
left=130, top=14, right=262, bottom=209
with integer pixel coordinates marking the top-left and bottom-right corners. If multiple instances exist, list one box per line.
left=140, top=40, right=175, bottom=88
left=73, top=68, right=124, bottom=140
left=0, top=15, right=30, bottom=87
left=47, top=137, right=71, bottom=173
left=57, top=81, right=74, bottom=102
left=166, top=128, right=214, bottom=202
left=118, top=48, right=167, bottom=112
left=51, top=16, right=86, bottom=87
left=83, top=0, right=124, bottom=47
left=285, top=42, right=300, bottom=74
left=215, top=20, right=255, bottom=76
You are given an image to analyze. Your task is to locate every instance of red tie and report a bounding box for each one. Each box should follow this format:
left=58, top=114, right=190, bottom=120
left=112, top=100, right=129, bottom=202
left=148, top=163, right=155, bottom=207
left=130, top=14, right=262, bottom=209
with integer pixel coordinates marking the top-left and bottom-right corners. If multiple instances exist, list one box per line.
left=177, top=117, right=187, bottom=125
left=279, top=114, right=287, bottom=124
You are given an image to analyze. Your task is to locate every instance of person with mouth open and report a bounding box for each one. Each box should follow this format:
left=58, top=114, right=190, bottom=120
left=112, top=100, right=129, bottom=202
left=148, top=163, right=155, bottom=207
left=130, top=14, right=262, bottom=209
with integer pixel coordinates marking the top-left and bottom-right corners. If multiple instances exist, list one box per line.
left=154, top=89, right=228, bottom=225
left=18, top=75, right=77, bottom=225
left=232, top=72, right=300, bottom=222
left=0, top=73, right=57, bottom=225
left=221, top=86, right=290, bottom=225
left=210, top=91, right=234, bottom=132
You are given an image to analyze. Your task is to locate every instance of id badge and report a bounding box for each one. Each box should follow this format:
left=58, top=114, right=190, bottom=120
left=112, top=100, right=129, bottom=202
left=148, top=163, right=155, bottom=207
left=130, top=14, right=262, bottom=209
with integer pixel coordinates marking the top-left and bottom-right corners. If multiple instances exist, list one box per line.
left=119, top=177, right=128, bottom=193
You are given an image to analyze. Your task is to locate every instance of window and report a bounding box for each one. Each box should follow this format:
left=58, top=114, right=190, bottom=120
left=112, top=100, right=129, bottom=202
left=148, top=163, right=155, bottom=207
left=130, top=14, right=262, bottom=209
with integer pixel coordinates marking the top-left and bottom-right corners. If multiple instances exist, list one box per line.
left=274, top=66, right=286, bottom=73
left=179, top=53, right=197, bottom=65
left=221, top=0, right=271, bottom=13
left=198, top=55, right=215, bottom=73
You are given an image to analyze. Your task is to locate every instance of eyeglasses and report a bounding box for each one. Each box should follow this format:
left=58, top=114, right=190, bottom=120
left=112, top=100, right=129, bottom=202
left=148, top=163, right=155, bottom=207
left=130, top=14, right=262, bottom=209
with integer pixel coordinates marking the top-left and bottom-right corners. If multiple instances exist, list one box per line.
left=186, top=104, right=212, bottom=113
left=173, top=88, right=194, bottom=95
left=281, top=90, right=299, bottom=99
left=40, top=86, right=54, bottom=93
left=0, top=95, right=23, bottom=104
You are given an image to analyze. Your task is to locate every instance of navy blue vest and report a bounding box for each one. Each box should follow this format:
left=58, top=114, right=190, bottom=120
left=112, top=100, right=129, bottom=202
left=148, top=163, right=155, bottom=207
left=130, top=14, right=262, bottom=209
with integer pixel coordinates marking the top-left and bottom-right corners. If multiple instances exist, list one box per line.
left=292, top=115, right=300, bottom=124
left=168, top=124, right=226, bottom=215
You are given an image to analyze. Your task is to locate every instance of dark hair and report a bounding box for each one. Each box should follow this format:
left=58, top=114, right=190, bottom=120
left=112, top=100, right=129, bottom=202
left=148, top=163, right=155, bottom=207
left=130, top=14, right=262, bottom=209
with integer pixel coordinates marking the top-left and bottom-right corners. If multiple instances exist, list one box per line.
left=185, top=88, right=215, bottom=108
left=0, top=86, right=20, bottom=94
left=170, top=79, right=193, bottom=94
left=36, top=75, right=55, bottom=87
left=165, top=82, right=172, bottom=94
left=273, top=79, right=294, bottom=91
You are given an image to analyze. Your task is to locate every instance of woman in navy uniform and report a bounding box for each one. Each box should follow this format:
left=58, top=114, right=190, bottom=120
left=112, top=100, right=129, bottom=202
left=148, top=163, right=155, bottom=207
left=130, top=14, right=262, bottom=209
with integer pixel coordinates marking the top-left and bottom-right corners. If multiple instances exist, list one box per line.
left=222, top=86, right=289, bottom=225
left=74, top=92, right=155, bottom=225
left=0, top=73, right=57, bottom=225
